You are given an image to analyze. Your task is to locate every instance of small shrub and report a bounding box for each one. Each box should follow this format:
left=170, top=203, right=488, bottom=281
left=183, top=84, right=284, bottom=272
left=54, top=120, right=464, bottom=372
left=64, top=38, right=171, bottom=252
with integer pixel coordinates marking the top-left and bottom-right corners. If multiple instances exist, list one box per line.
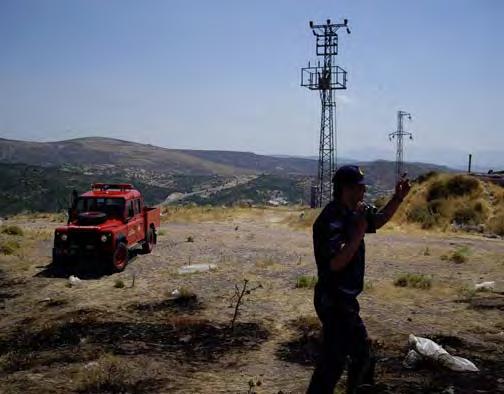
left=0, top=351, right=36, bottom=372
left=364, top=280, right=374, bottom=291
left=0, top=240, right=20, bottom=255
left=1, top=225, right=24, bottom=236
left=295, top=275, right=317, bottom=289
left=445, top=245, right=470, bottom=264
left=178, top=287, right=196, bottom=300
left=451, top=249, right=468, bottom=263
left=457, top=285, right=477, bottom=300
left=427, top=175, right=480, bottom=201
left=157, top=229, right=166, bottom=236
left=452, top=201, right=487, bottom=226
left=446, top=175, right=480, bottom=197
left=488, top=213, right=504, bottom=236
left=289, top=315, right=321, bottom=332
left=186, top=235, right=194, bottom=243
left=113, top=279, right=125, bottom=289
left=423, top=247, right=431, bottom=256
left=416, top=171, right=438, bottom=184
left=406, top=205, right=437, bottom=228
left=427, top=199, right=449, bottom=216
left=452, top=206, right=479, bottom=225
left=76, top=354, right=131, bottom=393
left=394, top=273, right=432, bottom=289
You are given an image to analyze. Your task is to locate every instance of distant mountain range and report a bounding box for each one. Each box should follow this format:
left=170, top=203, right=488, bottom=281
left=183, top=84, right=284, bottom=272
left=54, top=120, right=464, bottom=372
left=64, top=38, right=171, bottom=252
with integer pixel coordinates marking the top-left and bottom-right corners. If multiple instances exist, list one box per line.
left=0, top=136, right=453, bottom=178
left=0, top=137, right=317, bottom=176
left=0, top=136, right=457, bottom=214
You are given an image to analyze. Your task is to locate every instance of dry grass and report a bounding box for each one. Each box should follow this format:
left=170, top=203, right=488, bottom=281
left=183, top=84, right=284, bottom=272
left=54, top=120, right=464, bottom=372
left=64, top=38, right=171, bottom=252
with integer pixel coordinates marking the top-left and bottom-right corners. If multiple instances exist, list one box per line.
left=394, top=173, right=503, bottom=233
left=0, top=240, right=20, bottom=255
left=279, top=209, right=320, bottom=230
left=75, top=354, right=132, bottom=393
left=161, top=205, right=270, bottom=223
left=1, top=225, right=24, bottom=236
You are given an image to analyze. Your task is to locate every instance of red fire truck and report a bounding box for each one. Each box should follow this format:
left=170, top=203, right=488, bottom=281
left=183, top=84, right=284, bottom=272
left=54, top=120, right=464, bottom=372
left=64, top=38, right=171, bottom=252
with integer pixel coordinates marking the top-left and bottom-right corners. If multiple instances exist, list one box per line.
left=53, top=183, right=160, bottom=272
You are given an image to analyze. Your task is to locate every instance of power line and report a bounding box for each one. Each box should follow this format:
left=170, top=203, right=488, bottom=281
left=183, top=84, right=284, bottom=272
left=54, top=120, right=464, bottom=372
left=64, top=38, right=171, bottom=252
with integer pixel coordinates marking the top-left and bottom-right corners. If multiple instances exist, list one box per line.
left=389, top=110, right=413, bottom=183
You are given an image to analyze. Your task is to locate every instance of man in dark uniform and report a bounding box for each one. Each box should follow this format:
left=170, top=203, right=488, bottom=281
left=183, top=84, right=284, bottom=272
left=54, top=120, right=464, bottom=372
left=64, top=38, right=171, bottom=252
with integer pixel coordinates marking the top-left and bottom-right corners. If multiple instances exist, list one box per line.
left=307, top=165, right=410, bottom=394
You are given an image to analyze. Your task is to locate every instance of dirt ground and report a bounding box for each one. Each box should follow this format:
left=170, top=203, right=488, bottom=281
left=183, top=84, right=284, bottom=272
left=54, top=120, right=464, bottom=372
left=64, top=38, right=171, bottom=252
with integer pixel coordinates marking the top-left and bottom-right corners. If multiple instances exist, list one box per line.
left=0, top=208, right=503, bottom=393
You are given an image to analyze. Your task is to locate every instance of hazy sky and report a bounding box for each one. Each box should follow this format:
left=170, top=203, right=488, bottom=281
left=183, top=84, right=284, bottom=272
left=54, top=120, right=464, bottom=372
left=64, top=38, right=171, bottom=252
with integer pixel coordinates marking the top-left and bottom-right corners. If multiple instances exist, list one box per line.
left=0, top=0, right=503, bottom=166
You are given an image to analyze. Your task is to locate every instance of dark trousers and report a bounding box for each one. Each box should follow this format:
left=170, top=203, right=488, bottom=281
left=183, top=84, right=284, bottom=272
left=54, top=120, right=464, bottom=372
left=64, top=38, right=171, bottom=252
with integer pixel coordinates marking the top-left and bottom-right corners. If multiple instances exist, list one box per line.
left=307, top=294, right=375, bottom=394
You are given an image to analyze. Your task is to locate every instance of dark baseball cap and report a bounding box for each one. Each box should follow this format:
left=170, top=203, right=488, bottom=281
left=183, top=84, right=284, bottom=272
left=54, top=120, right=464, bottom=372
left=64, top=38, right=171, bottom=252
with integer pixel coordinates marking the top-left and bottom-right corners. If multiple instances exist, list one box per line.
left=332, top=165, right=366, bottom=185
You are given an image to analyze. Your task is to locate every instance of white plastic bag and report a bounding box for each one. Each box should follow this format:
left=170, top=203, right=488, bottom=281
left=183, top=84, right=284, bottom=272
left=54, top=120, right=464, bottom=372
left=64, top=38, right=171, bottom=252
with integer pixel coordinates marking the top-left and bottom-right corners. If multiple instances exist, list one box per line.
left=68, top=275, right=82, bottom=287
left=408, top=334, right=479, bottom=372
left=475, top=281, right=495, bottom=292
left=438, top=354, right=479, bottom=372
left=409, top=334, right=448, bottom=359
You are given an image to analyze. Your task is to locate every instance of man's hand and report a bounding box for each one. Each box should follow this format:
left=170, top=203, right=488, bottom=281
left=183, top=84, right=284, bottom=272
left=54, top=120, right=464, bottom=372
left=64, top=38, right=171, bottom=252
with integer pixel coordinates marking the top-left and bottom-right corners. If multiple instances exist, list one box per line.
left=351, top=202, right=368, bottom=240
left=394, top=176, right=411, bottom=202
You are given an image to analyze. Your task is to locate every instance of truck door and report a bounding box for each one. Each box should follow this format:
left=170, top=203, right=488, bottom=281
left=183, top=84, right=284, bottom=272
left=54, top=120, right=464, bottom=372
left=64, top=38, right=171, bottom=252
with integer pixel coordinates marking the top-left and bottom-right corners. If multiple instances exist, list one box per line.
left=133, top=199, right=145, bottom=242
left=126, top=200, right=137, bottom=245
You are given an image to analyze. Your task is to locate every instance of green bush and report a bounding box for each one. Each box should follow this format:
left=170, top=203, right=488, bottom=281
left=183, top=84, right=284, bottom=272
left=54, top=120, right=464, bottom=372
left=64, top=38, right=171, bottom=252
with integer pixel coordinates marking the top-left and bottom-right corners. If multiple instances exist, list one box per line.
left=452, top=206, right=480, bottom=225
left=1, top=225, right=24, bottom=236
left=451, top=246, right=470, bottom=263
left=113, top=279, right=125, bottom=289
left=442, top=246, right=470, bottom=263
left=488, top=213, right=504, bottom=236
left=416, top=171, right=438, bottom=184
left=406, top=205, right=437, bottom=229
left=0, top=240, right=20, bottom=255
left=427, top=175, right=480, bottom=201
left=295, top=275, right=317, bottom=289
left=394, top=273, right=432, bottom=289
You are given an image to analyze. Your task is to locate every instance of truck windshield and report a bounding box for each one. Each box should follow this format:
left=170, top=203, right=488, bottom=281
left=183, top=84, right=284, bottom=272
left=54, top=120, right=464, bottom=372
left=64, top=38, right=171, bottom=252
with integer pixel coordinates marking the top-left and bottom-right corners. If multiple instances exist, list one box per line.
left=76, top=198, right=125, bottom=218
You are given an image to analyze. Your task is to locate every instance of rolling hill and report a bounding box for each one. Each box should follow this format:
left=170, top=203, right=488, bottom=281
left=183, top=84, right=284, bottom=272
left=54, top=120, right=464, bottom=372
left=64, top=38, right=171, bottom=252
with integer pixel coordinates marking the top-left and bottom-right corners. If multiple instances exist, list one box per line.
left=0, top=136, right=456, bottom=215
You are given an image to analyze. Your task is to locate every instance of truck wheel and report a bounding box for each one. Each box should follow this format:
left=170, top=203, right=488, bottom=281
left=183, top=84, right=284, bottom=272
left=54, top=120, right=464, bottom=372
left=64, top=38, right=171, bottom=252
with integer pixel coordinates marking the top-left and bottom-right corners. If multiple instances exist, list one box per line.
left=52, top=256, right=67, bottom=267
left=112, top=242, right=128, bottom=272
left=142, top=228, right=156, bottom=254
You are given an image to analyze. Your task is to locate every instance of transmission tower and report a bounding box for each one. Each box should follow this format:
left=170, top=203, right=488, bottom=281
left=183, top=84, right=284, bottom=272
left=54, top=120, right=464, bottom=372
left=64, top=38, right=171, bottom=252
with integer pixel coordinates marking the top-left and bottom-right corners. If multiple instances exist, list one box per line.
left=301, top=19, right=351, bottom=208
left=389, top=110, right=413, bottom=183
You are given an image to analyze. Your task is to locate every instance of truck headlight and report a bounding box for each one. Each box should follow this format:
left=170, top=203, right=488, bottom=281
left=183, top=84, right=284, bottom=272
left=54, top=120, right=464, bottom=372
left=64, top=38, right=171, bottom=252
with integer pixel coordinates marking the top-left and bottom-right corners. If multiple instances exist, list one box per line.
left=60, top=233, right=68, bottom=241
left=100, top=234, right=109, bottom=243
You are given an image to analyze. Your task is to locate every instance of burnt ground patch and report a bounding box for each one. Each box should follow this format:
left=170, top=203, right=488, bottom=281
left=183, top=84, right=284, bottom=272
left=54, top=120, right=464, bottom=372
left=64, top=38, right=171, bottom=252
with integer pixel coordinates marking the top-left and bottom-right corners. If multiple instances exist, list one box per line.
left=0, top=310, right=270, bottom=373
left=469, top=295, right=504, bottom=311
left=276, top=318, right=504, bottom=393
left=0, top=270, right=25, bottom=308
left=128, top=294, right=203, bottom=315
left=377, top=351, right=504, bottom=394
left=76, top=377, right=170, bottom=394
left=275, top=316, right=321, bottom=366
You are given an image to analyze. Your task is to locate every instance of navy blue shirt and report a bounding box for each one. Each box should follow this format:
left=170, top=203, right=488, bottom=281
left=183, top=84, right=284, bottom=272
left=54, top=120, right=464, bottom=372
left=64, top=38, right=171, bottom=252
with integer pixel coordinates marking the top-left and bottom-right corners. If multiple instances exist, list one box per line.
left=313, top=200, right=379, bottom=299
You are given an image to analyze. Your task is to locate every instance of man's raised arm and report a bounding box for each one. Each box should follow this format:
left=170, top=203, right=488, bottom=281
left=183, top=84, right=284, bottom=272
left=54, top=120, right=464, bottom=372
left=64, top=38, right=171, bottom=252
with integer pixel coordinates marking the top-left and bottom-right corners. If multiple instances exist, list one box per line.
left=374, top=178, right=411, bottom=229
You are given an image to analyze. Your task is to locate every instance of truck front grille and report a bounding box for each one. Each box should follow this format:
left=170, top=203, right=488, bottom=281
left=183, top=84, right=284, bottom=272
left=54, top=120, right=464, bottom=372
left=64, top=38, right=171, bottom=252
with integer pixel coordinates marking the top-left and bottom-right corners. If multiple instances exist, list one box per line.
left=68, top=231, right=99, bottom=248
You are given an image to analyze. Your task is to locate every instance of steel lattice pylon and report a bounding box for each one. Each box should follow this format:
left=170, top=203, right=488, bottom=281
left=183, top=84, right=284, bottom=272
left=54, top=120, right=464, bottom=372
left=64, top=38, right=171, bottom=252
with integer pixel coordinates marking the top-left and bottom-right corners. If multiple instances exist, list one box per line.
left=301, top=19, right=350, bottom=207
left=389, top=110, right=413, bottom=183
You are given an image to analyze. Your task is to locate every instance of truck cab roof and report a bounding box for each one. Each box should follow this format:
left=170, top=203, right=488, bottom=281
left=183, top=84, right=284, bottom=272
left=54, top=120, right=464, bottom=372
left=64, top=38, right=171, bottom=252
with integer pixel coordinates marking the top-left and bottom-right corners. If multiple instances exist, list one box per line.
left=81, top=183, right=142, bottom=200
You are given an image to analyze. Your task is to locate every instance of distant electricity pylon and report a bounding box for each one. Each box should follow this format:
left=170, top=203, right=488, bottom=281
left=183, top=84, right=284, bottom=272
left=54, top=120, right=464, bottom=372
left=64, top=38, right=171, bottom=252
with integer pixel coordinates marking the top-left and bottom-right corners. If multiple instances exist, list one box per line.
left=301, top=19, right=351, bottom=208
left=389, top=110, right=413, bottom=183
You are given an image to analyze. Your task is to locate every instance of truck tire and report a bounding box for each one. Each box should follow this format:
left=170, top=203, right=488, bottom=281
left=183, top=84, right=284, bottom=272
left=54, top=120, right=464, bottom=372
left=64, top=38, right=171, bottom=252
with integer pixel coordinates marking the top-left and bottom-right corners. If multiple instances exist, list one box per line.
left=111, top=242, right=128, bottom=272
left=52, top=254, right=68, bottom=267
left=142, top=227, right=156, bottom=254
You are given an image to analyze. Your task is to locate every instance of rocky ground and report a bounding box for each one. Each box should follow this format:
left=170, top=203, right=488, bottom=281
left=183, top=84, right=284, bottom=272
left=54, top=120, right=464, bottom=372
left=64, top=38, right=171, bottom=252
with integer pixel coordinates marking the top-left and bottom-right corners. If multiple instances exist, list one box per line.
left=0, top=208, right=503, bottom=393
